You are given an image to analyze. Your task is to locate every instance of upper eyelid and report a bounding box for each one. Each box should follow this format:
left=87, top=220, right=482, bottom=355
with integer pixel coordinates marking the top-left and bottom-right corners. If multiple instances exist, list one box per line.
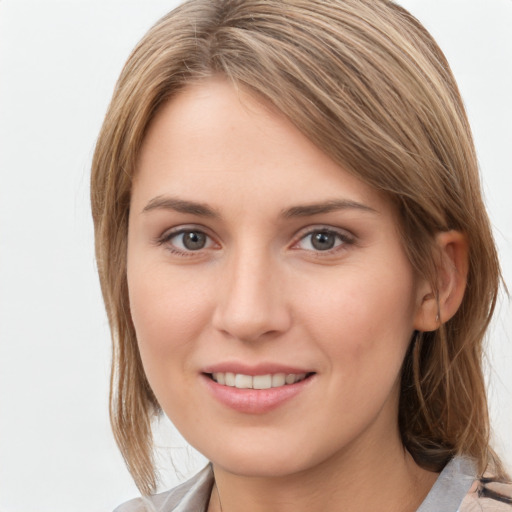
left=155, top=225, right=218, bottom=249
left=288, top=227, right=356, bottom=255
left=155, top=224, right=355, bottom=249
left=156, top=227, right=220, bottom=257
left=292, top=225, right=355, bottom=241
left=159, top=224, right=214, bottom=239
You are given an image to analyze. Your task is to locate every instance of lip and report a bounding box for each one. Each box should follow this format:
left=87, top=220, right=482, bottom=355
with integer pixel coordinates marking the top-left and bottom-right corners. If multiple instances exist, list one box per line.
left=202, top=362, right=312, bottom=376
left=201, top=363, right=316, bottom=414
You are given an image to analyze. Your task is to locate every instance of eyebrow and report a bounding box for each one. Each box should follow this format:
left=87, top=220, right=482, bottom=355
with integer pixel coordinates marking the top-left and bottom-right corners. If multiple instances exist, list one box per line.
left=282, top=199, right=377, bottom=217
left=142, top=196, right=377, bottom=218
left=142, top=196, right=219, bottom=217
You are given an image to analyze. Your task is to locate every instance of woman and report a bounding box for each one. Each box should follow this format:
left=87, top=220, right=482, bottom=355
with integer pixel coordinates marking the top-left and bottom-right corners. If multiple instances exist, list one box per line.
left=91, top=0, right=511, bottom=510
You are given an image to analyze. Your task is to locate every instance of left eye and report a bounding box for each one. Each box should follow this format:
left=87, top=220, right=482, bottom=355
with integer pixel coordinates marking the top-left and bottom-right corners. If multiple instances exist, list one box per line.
left=296, top=230, right=349, bottom=251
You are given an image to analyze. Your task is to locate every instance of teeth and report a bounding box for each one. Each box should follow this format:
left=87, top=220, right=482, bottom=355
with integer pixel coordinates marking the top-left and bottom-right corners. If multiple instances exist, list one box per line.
left=285, top=373, right=296, bottom=384
left=211, top=372, right=309, bottom=389
left=253, top=374, right=272, bottom=389
left=235, top=374, right=253, bottom=389
left=271, top=373, right=286, bottom=387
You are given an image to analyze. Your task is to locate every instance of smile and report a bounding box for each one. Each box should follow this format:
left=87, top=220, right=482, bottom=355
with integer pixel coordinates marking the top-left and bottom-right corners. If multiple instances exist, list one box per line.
left=203, top=370, right=316, bottom=413
left=209, top=372, right=310, bottom=389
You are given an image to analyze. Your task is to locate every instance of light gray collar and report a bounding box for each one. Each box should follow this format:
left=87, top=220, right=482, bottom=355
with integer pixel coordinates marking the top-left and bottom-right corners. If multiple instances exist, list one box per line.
left=417, top=456, right=476, bottom=512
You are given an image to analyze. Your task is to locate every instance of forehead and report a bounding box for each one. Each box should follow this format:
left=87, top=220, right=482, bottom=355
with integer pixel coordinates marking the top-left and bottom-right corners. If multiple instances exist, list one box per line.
left=133, top=76, right=392, bottom=219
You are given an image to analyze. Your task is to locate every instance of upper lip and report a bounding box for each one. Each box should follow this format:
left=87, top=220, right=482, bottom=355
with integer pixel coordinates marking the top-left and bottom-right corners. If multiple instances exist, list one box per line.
left=201, top=362, right=315, bottom=376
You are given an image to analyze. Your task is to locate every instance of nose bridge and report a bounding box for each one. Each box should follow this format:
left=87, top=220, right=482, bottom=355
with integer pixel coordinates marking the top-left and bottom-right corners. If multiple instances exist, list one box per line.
left=212, top=240, right=289, bottom=342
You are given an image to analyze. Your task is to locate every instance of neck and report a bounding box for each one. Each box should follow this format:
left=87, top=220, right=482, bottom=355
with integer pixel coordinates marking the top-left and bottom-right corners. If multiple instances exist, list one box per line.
left=208, top=430, right=437, bottom=512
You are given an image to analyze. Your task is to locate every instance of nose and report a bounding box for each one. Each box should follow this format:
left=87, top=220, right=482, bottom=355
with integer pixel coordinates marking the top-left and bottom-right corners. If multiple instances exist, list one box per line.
left=211, top=247, right=292, bottom=343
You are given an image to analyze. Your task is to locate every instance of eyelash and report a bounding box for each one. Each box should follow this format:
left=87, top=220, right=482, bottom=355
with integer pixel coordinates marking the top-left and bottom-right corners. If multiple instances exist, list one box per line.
left=292, top=227, right=355, bottom=255
left=156, top=227, right=216, bottom=257
left=155, top=226, right=355, bottom=257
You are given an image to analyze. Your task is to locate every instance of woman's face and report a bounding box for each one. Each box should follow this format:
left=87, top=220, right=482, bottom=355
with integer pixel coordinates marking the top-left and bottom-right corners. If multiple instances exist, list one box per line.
left=127, top=77, right=428, bottom=477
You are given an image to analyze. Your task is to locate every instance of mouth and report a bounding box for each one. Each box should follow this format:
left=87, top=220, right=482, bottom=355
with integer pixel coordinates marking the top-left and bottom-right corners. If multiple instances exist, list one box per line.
left=205, top=372, right=315, bottom=390
left=202, top=368, right=316, bottom=413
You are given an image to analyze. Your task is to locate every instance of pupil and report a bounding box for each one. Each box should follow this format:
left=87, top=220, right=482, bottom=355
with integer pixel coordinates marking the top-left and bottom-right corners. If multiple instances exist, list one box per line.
left=312, top=232, right=335, bottom=250
left=183, top=231, right=206, bottom=250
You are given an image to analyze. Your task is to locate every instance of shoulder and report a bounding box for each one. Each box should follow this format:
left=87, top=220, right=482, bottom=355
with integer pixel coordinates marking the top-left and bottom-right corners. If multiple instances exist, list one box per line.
left=459, top=478, right=512, bottom=512
left=113, top=464, right=214, bottom=512
left=417, top=456, right=512, bottom=512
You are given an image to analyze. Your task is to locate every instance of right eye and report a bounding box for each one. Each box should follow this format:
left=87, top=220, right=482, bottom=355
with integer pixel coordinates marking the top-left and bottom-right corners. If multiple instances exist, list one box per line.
left=159, top=228, right=215, bottom=254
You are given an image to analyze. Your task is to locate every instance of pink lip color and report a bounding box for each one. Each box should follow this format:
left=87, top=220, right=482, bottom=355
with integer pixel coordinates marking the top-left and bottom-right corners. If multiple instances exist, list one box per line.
left=202, top=362, right=311, bottom=376
left=201, top=373, right=314, bottom=414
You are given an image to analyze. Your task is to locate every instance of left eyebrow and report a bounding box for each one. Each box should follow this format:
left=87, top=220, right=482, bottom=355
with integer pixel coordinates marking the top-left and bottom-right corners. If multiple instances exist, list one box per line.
left=281, top=199, right=377, bottom=218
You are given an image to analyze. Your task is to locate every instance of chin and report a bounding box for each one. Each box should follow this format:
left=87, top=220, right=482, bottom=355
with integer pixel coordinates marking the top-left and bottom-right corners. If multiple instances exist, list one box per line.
left=203, top=437, right=335, bottom=479
left=213, top=454, right=308, bottom=479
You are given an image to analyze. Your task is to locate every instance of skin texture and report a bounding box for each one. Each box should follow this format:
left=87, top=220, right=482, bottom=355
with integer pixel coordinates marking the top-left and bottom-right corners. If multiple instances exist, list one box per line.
left=127, top=77, right=467, bottom=512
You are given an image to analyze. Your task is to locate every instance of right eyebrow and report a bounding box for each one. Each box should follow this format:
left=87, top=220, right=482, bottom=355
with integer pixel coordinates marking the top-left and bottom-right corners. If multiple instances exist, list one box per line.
left=142, top=195, right=219, bottom=218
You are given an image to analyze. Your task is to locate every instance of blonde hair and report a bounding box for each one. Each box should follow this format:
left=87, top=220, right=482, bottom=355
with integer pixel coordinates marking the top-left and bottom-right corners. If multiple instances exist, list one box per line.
left=91, top=0, right=504, bottom=494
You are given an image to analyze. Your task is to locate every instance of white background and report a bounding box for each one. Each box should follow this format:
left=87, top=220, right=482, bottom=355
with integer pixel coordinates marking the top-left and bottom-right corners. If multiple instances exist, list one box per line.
left=0, top=1, right=510, bottom=511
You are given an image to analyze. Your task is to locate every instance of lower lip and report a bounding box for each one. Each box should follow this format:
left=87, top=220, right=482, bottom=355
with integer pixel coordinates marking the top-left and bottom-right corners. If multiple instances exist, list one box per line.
left=202, top=374, right=314, bottom=414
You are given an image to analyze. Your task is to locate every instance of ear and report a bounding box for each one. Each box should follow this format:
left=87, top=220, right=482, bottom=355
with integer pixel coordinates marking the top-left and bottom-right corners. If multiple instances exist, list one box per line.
left=413, top=230, right=469, bottom=332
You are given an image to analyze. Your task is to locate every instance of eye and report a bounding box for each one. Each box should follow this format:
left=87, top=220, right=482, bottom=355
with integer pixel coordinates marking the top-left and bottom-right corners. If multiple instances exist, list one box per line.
left=295, top=229, right=353, bottom=252
left=160, top=228, right=215, bottom=253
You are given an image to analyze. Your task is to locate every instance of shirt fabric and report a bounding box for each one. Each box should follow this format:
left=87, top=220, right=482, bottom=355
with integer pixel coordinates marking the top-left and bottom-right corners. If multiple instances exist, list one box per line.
left=114, top=456, right=512, bottom=512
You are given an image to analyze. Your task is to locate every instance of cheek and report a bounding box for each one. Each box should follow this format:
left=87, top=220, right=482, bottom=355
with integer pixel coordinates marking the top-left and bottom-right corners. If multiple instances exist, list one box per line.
left=127, top=264, right=217, bottom=427
left=296, top=259, right=418, bottom=371
left=127, top=263, right=212, bottom=374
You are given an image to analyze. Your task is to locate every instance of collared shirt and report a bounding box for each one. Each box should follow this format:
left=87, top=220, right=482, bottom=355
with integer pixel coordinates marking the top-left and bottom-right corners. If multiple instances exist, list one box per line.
left=115, top=456, right=512, bottom=512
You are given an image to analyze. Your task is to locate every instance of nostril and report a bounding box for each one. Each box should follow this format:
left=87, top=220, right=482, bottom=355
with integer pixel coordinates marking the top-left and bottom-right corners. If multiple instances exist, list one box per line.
left=211, top=270, right=292, bottom=342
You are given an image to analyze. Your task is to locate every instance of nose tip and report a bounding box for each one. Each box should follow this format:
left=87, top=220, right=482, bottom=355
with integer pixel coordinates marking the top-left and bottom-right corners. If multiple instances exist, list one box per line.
left=211, top=258, right=291, bottom=343
left=213, top=309, right=282, bottom=343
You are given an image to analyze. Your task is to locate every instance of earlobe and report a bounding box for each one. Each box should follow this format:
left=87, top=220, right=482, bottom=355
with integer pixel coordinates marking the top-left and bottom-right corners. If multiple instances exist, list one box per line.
left=413, top=231, right=469, bottom=332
